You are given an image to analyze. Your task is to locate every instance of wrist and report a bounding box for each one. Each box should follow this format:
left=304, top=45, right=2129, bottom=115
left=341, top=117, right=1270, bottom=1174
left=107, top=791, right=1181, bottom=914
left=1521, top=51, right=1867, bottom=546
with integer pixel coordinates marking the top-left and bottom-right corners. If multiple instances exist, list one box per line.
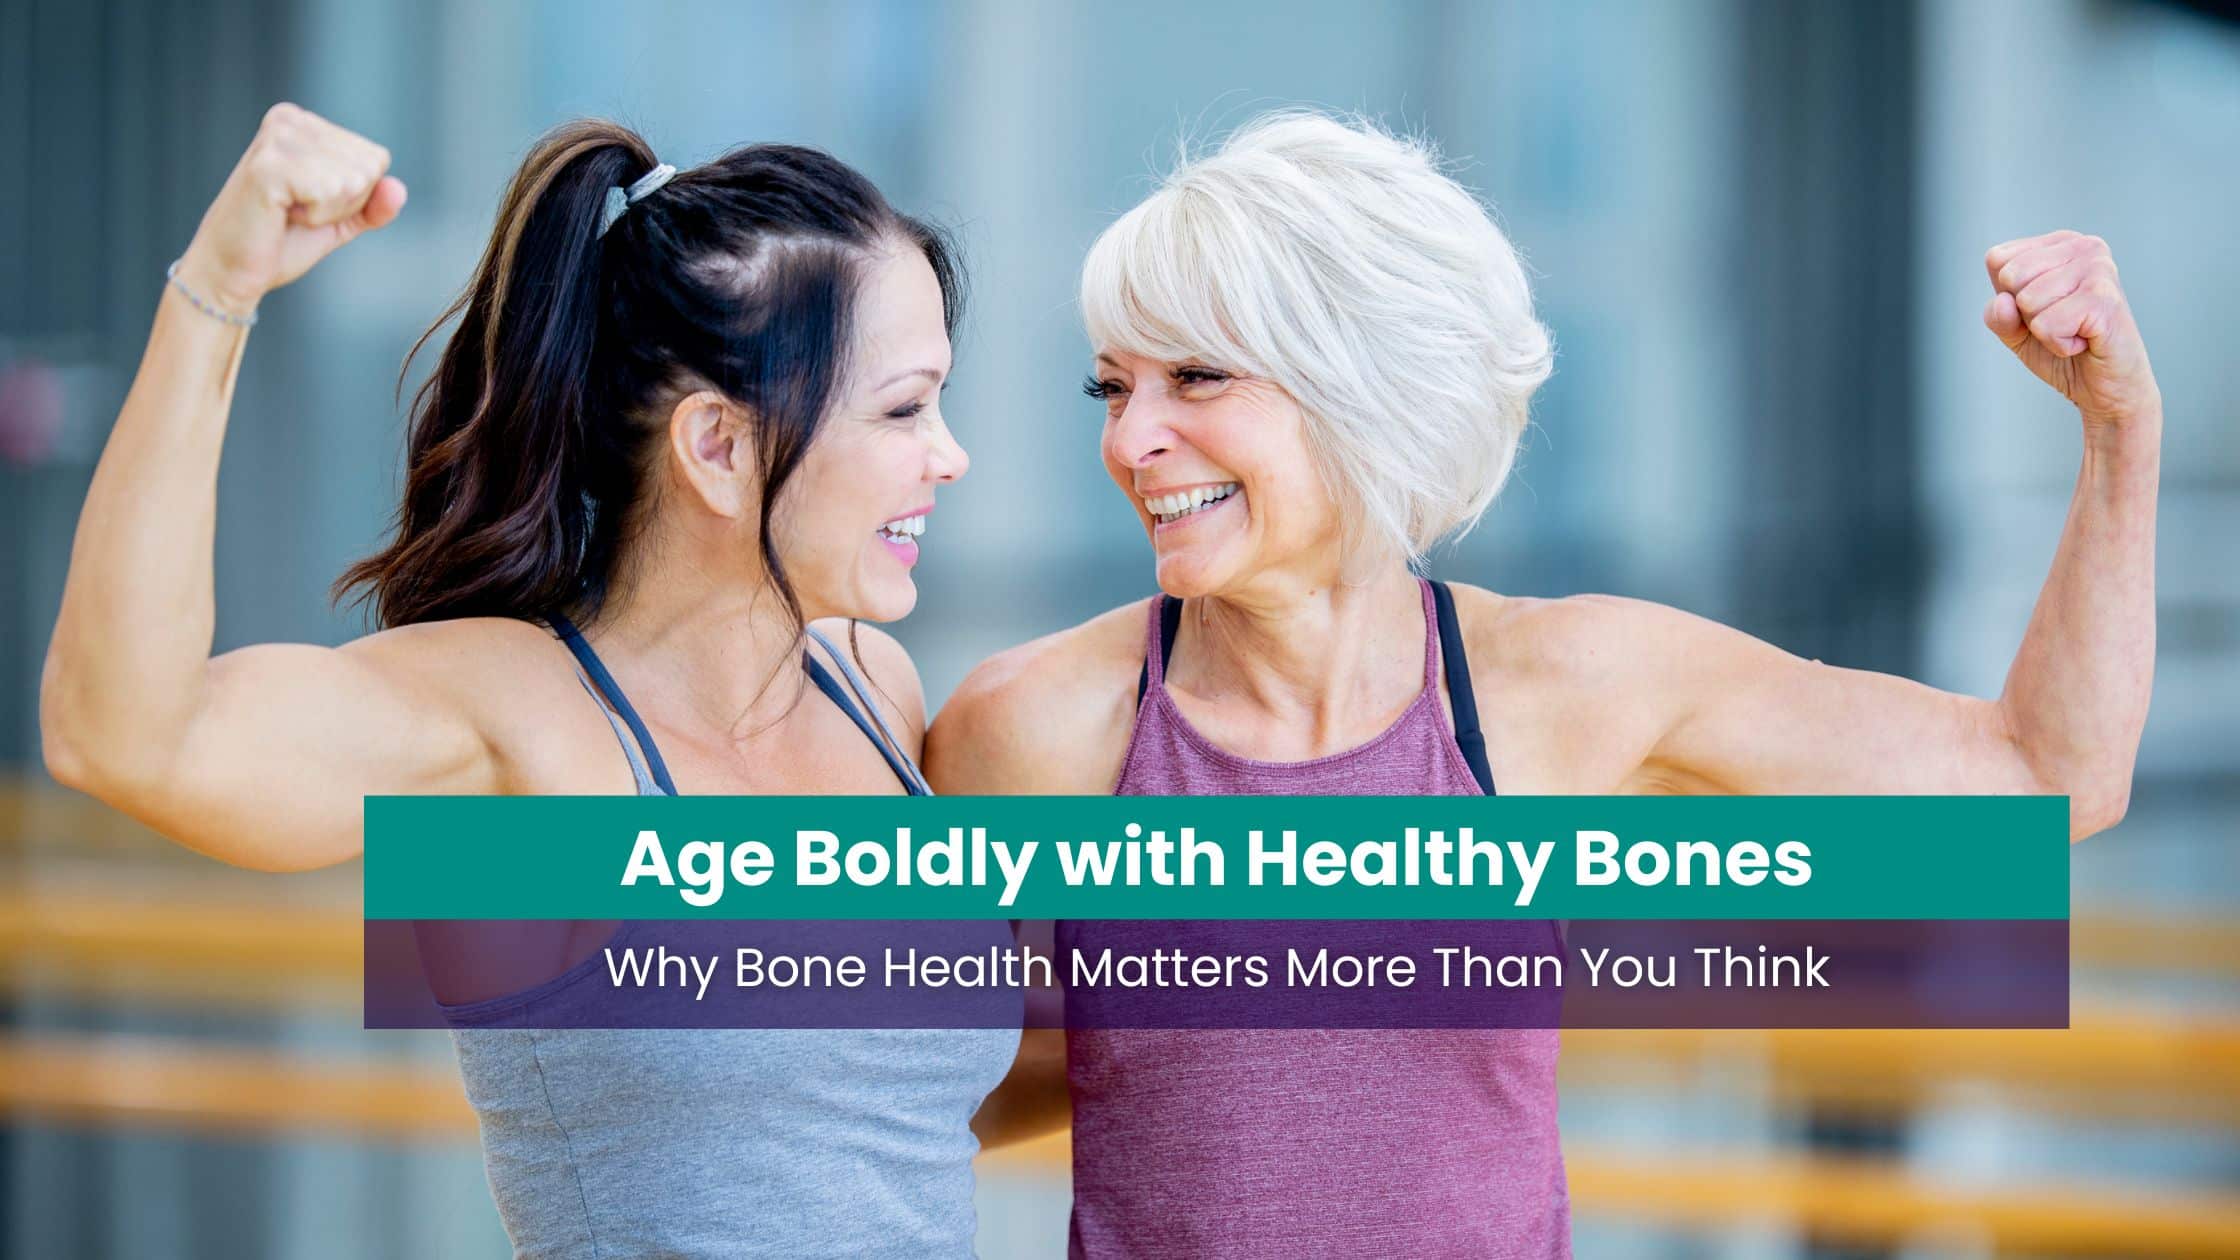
left=166, top=255, right=261, bottom=329
left=171, top=246, right=265, bottom=318
left=2081, top=409, right=2161, bottom=486
left=2082, top=396, right=2162, bottom=453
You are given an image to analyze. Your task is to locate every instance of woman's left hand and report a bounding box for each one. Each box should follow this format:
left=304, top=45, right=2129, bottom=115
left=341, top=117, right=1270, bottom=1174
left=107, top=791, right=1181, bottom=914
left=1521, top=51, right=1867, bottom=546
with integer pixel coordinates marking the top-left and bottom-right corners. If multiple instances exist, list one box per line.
left=1984, top=231, right=2160, bottom=433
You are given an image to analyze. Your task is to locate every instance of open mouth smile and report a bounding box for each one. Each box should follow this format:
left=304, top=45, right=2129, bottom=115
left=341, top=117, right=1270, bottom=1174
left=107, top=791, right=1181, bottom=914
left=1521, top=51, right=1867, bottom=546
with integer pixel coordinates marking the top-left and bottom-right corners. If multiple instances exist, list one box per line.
left=877, top=511, right=927, bottom=564
left=1144, top=482, right=1241, bottom=528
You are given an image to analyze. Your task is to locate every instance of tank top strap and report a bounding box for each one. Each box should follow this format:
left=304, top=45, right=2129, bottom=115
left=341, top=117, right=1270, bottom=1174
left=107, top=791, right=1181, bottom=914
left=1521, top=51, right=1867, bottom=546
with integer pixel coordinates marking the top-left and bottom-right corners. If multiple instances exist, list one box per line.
left=569, top=669, right=667, bottom=796
left=549, top=613, right=679, bottom=796
left=1428, top=579, right=1496, bottom=796
left=802, top=626, right=932, bottom=796
left=1135, top=594, right=1184, bottom=705
left=1413, top=578, right=1442, bottom=690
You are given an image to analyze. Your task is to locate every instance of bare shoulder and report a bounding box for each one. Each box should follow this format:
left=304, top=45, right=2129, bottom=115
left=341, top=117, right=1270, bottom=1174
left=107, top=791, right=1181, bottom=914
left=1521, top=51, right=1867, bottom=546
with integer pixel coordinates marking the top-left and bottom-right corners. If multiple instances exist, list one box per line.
left=950, top=599, right=1146, bottom=703
left=1442, top=585, right=1729, bottom=792
left=338, top=615, right=573, bottom=701
left=925, top=598, right=1153, bottom=795
left=331, top=616, right=589, bottom=759
left=810, top=618, right=928, bottom=743
left=1446, top=584, right=1714, bottom=685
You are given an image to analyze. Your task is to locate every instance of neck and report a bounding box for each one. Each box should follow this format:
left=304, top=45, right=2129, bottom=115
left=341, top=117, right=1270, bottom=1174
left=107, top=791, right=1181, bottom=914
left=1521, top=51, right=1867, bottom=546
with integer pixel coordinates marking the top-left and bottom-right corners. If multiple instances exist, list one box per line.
left=582, top=530, right=808, bottom=736
left=1180, top=562, right=1426, bottom=725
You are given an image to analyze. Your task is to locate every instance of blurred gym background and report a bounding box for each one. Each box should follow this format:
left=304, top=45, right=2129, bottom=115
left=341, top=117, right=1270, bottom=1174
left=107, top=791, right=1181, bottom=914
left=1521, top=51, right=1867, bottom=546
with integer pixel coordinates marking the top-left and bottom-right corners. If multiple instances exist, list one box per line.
left=2, top=0, right=2236, bottom=1255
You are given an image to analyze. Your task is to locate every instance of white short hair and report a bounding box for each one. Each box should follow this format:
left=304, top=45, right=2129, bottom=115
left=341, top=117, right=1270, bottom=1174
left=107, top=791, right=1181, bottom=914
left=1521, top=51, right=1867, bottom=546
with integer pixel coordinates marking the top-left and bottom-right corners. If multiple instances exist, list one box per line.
left=1081, top=110, right=1553, bottom=561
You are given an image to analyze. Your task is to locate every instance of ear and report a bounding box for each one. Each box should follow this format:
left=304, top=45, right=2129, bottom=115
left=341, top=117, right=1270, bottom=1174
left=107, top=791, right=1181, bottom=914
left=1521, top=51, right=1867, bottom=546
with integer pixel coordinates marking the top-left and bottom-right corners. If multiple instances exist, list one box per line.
left=666, top=390, right=758, bottom=517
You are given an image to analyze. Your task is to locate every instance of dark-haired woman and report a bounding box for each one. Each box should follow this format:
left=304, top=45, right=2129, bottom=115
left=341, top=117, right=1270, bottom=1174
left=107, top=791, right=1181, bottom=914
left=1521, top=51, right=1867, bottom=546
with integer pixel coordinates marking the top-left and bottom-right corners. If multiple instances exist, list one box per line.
left=41, top=104, right=1014, bottom=1257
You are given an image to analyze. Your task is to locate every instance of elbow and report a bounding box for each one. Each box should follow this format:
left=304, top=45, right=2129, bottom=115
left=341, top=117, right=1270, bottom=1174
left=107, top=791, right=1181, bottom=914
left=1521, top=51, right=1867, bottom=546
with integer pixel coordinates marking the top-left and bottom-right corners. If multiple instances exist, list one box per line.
left=38, top=651, right=167, bottom=805
left=2068, top=775, right=2132, bottom=842
left=38, top=651, right=98, bottom=793
left=39, top=720, right=94, bottom=796
left=39, top=683, right=126, bottom=801
left=1995, top=701, right=2137, bottom=842
left=2040, top=750, right=2133, bottom=841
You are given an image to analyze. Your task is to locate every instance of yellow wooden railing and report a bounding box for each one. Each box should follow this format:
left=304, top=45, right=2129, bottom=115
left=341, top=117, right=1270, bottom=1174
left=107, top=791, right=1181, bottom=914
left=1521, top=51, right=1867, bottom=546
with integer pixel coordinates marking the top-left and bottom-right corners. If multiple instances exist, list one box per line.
left=3, top=1034, right=2236, bottom=1257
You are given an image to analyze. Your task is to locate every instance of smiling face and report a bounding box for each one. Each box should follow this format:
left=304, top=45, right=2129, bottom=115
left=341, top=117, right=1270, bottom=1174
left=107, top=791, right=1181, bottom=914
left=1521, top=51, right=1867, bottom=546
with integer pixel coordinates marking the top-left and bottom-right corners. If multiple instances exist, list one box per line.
left=1077, top=114, right=1556, bottom=598
left=1088, top=349, right=1344, bottom=598
left=772, top=245, right=966, bottom=623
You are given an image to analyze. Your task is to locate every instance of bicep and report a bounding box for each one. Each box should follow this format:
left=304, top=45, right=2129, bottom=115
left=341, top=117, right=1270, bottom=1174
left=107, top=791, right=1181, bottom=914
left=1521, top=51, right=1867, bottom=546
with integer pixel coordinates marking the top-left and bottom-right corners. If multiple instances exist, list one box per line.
left=1621, top=603, right=2041, bottom=797
left=148, top=641, right=492, bottom=870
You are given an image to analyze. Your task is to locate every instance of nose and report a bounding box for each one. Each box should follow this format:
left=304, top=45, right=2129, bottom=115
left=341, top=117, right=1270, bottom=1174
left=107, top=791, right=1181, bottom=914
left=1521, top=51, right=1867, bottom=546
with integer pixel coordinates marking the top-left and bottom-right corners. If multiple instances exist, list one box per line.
left=927, top=415, right=969, bottom=483
left=1106, top=393, right=1176, bottom=470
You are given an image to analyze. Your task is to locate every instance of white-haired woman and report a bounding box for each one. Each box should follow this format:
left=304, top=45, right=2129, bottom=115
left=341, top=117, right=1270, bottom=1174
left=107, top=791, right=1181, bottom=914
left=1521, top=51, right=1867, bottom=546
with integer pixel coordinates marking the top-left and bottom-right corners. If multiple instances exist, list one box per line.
left=927, top=113, right=2160, bottom=1257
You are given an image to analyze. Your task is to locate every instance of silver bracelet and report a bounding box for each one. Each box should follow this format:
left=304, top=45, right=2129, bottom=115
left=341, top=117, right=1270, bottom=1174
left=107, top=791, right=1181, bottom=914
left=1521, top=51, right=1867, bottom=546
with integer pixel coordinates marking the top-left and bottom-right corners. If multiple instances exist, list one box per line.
left=165, top=260, right=259, bottom=328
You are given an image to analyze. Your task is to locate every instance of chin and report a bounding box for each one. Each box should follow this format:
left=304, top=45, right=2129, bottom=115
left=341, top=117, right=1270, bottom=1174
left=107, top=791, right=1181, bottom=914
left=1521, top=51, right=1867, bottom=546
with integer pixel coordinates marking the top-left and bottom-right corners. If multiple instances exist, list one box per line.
left=1145, top=502, right=1257, bottom=599
left=1151, top=550, right=1235, bottom=600
left=854, top=578, right=918, bottom=624
left=795, top=574, right=916, bottom=626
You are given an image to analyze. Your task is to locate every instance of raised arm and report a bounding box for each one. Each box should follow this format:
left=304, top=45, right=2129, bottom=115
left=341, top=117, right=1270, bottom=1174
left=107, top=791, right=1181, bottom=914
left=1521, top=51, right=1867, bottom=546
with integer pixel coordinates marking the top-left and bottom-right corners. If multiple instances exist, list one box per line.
left=39, top=104, right=493, bottom=871
left=1607, top=232, right=2157, bottom=839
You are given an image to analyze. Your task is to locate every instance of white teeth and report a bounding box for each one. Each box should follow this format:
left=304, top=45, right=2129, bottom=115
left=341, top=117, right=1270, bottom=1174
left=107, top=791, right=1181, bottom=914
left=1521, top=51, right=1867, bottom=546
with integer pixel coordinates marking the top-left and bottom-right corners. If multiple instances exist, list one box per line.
left=879, top=513, right=927, bottom=540
left=1145, top=482, right=1239, bottom=523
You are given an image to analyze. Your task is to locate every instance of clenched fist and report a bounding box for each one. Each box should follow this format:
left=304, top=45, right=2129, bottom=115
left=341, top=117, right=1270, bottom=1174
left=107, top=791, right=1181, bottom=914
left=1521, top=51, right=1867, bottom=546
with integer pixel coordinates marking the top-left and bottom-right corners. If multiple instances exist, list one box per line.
left=1984, top=231, right=2159, bottom=432
left=173, top=103, right=407, bottom=314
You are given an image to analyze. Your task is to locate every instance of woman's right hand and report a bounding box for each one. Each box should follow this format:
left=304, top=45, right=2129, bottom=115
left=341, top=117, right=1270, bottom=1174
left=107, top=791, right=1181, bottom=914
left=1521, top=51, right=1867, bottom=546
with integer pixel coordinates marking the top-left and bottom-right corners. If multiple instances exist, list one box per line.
left=173, top=103, right=407, bottom=314
left=40, top=100, right=463, bottom=871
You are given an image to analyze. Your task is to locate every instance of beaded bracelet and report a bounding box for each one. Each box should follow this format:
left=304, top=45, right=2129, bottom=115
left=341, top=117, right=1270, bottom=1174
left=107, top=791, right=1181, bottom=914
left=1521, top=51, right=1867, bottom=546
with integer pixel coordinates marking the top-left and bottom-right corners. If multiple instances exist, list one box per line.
left=164, top=260, right=259, bottom=328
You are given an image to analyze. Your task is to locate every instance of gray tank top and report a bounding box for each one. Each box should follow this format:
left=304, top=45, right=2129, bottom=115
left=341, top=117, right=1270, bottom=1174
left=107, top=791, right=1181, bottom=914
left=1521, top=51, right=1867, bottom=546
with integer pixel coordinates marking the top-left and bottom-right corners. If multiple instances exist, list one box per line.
left=444, top=620, right=1019, bottom=1258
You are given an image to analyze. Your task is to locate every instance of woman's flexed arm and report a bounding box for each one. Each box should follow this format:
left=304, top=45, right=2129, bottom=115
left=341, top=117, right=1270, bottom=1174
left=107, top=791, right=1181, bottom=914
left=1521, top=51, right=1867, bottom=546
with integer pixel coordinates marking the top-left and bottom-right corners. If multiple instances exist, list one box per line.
left=1584, top=232, right=2158, bottom=839
left=40, top=104, right=491, bottom=870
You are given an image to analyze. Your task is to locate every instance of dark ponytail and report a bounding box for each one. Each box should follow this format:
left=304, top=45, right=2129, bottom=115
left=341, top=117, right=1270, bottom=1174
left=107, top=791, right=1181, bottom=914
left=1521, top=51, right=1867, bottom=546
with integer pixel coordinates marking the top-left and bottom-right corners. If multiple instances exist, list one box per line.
left=336, top=119, right=963, bottom=631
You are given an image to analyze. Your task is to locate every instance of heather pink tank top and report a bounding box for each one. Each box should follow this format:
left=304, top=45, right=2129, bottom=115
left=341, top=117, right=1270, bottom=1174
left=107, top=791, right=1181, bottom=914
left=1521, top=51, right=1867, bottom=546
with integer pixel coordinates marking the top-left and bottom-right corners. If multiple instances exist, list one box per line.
left=1066, top=579, right=1571, bottom=1259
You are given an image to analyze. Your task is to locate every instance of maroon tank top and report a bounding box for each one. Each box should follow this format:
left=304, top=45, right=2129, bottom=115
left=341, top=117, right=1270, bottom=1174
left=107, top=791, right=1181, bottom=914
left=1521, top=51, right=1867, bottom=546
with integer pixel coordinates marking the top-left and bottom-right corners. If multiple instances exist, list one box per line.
left=1065, top=578, right=1571, bottom=1258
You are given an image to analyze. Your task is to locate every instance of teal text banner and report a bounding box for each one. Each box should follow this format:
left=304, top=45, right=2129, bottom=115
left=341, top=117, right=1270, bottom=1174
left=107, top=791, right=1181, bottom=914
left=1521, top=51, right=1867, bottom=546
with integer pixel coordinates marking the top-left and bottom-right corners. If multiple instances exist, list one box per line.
left=364, top=795, right=2067, bottom=920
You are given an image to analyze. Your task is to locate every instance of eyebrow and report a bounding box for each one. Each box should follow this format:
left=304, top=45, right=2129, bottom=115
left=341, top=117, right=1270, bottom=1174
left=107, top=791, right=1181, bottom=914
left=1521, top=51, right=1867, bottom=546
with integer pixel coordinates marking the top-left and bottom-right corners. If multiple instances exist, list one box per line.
left=875, top=366, right=945, bottom=391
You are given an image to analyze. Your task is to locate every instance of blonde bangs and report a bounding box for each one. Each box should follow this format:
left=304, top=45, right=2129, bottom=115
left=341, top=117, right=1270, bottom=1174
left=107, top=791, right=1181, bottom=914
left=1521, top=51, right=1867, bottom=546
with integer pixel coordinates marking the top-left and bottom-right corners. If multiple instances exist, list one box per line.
left=1080, top=190, right=1261, bottom=374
